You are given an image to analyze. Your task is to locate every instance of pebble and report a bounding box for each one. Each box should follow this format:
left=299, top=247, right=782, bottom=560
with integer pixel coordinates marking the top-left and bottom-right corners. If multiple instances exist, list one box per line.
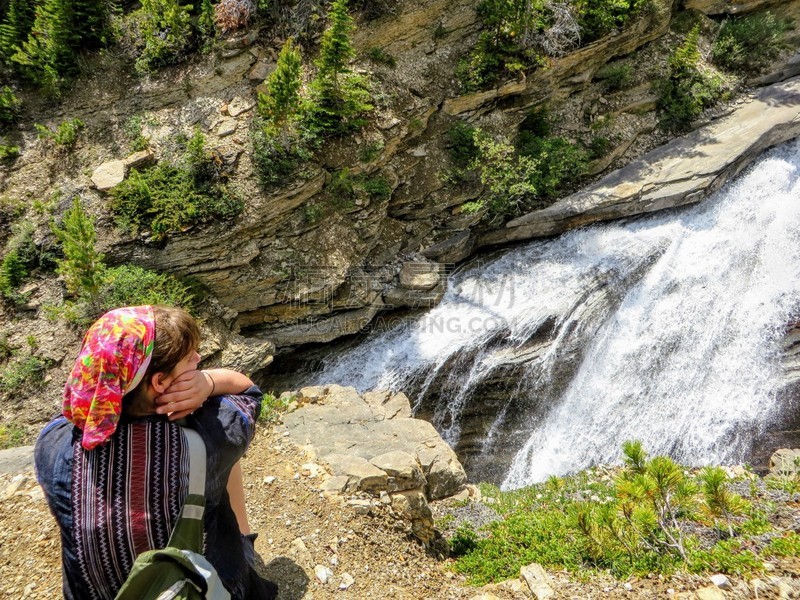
left=623, top=582, right=633, bottom=591
left=314, top=564, right=334, bottom=584
left=339, top=572, right=355, bottom=590
left=710, top=574, right=731, bottom=590
left=263, top=476, right=276, bottom=484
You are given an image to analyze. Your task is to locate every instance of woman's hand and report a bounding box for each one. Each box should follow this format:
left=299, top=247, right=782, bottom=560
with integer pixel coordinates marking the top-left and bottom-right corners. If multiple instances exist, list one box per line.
left=155, top=370, right=213, bottom=421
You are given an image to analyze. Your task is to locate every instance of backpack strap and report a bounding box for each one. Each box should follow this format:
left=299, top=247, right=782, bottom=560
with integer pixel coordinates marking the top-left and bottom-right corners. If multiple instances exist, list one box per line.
left=166, top=427, right=207, bottom=553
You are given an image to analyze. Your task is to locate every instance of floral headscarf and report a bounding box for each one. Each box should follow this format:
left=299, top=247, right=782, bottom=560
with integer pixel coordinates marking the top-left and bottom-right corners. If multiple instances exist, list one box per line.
left=63, top=306, right=156, bottom=450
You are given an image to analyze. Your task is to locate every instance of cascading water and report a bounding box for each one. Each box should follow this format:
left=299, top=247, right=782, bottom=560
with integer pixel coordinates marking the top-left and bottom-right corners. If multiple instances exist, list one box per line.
left=314, top=139, right=800, bottom=489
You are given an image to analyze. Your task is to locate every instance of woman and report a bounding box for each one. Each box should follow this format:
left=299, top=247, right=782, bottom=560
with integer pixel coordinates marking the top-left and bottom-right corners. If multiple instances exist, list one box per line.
left=35, top=305, right=276, bottom=599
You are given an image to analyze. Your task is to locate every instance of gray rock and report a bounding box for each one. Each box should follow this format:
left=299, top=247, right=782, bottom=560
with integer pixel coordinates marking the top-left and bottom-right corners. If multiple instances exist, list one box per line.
left=217, top=118, right=238, bottom=137
left=248, top=61, right=276, bottom=82
left=370, top=450, right=425, bottom=492
left=390, top=489, right=434, bottom=543
left=322, top=454, right=388, bottom=493
left=227, top=97, right=255, bottom=117
left=520, top=563, right=554, bottom=600
left=399, top=261, right=444, bottom=290
left=695, top=587, right=726, bottom=600
left=0, top=446, right=34, bottom=475
left=416, top=444, right=467, bottom=500
left=314, top=564, right=333, bottom=584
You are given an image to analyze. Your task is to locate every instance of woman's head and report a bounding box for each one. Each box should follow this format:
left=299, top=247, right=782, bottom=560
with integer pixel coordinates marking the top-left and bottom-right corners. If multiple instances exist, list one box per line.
left=146, top=306, right=201, bottom=383
left=63, top=305, right=200, bottom=450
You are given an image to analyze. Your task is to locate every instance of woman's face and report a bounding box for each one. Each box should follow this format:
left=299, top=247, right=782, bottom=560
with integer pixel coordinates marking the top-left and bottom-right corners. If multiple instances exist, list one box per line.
left=169, top=348, right=201, bottom=381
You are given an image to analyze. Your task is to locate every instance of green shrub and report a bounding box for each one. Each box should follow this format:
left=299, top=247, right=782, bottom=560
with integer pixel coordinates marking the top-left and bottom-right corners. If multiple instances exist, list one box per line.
left=134, top=0, right=194, bottom=73
left=0, top=221, right=37, bottom=300
left=447, top=121, right=480, bottom=169
left=0, top=0, right=35, bottom=65
left=366, top=46, right=396, bottom=67
left=99, top=264, right=196, bottom=313
left=304, top=0, right=373, bottom=136
left=359, top=140, right=384, bottom=163
left=573, top=0, right=646, bottom=42
left=459, top=0, right=547, bottom=91
left=448, top=523, right=479, bottom=557
left=0, top=354, right=48, bottom=393
left=687, top=539, right=761, bottom=576
left=259, top=392, right=293, bottom=423
left=712, top=12, right=791, bottom=73
left=516, top=134, right=588, bottom=198
left=596, top=62, right=635, bottom=91
left=0, top=422, right=27, bottom=449
left=251, top=125, right=312, bottom=187
left=53, top=118, right=84, bottom=146
left=658, top=25, right=725, bottom=132
left=109, top=143, right=243, bottom=240
left=123, top=115, right=151, bottom=152
left=765, top=532, right=800, bottom=558
left=0, top=86, right=21, bottom=126
left=362, top=176, right=392, bottom=201
left=0, top=143, right=19, bottom=161
left=456, top=442, right=768, bottom=584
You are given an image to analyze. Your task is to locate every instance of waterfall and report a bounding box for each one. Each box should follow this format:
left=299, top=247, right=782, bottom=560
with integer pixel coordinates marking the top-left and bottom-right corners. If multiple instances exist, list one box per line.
left=314, top=139, right=800, bottom=488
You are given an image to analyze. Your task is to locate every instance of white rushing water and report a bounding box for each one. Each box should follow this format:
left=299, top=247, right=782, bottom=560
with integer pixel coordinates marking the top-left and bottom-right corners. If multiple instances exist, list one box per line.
left=315, top=140, right=800, bottom=488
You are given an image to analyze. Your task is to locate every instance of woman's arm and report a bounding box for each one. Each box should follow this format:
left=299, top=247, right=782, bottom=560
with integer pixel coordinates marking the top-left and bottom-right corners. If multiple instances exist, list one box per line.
left=155, top=368, right=254, bottom=421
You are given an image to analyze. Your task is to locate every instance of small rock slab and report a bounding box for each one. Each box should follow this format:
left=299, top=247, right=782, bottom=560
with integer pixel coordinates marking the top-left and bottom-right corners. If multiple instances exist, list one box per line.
left=227, top=97, right=256, bottom=117
left=322, top=453, right=388, bottom=493
left=217, top=118, right=238, bottom=137
left=91, top=159, right=126, bottom=191
left=520, top=563, right=554, bottom=600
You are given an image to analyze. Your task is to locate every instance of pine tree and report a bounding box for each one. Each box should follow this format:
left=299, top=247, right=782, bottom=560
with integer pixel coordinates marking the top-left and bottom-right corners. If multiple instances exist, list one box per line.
left=258, top=38, right=302, bottom=139
left=53, top=197, right=106, bottom=305
left=0, top=0, right=35, bottom=64
left=668, top=24, right=701, bottom=75
left=198, top=0, right=215, bottom=40
left=72, top=0, right=112, bottom=48
left=307, top=0, right=372, bottom=135
left=315, top=0, right=356, bottom=88
left=11, top=0, right=75, bottom=92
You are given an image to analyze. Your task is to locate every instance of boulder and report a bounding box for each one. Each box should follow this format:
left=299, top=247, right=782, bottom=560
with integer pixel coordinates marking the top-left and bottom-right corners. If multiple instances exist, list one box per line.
left=769, top=448, right=800, bottom=475
left=389, top=489, right=434, bottom=543
left=280, top=385, right=467, bottom=544
left=92, top=150, right=155, bottom=191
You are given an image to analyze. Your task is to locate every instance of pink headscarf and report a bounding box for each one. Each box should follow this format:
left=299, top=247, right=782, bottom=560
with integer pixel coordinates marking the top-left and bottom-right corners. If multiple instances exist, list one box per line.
left=63, top=306, right=156, bottom=450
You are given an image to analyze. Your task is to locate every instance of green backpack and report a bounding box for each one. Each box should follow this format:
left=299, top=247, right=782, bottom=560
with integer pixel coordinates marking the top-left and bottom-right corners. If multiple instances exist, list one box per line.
left=115, top=428, right=231, bottom=600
